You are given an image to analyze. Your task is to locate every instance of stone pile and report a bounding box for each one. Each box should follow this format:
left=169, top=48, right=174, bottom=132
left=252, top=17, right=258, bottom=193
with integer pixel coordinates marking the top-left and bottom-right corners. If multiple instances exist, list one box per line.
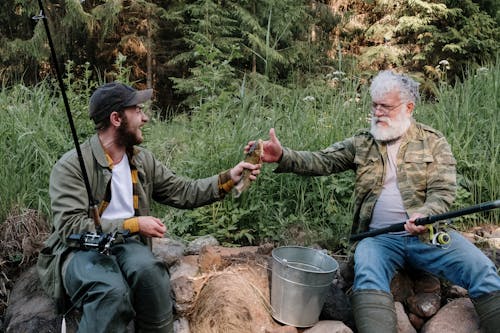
left=3, top=226, right=500, bottom=333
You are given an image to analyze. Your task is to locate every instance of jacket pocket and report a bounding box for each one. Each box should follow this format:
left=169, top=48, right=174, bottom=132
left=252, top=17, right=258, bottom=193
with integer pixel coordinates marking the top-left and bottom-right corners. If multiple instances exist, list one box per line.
left=402, top=151, right=433, bottom=191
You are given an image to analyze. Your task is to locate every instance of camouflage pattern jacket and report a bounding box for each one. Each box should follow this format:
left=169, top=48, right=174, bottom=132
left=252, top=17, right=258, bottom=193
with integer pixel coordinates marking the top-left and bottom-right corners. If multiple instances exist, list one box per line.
left=37, top=134, right=225, bottom=311
left=275, top=120, right=457, bottom=235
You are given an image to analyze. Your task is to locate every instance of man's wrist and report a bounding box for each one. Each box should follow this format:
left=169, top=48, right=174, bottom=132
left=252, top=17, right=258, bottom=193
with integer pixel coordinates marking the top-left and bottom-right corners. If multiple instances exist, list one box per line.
left=123, top=217, right=140, bottom=233
left=218, top=170, right=235, bottom=195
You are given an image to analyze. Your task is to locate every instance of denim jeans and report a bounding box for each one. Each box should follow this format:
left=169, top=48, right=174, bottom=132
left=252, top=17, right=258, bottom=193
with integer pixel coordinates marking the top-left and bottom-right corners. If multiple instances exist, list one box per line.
left=353, top=231, right=500, bottom=298
left=64, top=238, right=173, bottom=333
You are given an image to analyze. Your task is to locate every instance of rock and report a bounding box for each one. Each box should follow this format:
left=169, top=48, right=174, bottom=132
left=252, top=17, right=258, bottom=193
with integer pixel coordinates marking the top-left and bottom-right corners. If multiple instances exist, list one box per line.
left=319, top=281, right=354, bottom=329
left=2, top=266, right=129, bottom=333
left=198, top=245, right=223, bottom=272
left=487, top=238, right=500, bottom=249
left=174, top=317, right=190, bottom=333
left=391, top=269, right=415, bottom=303
left=420, top=298, right=480, bottom=333
left=481, top=247, right=500, bottom=268
left=3, top=266, right=72, bottom=333
left=395, top=302, right=416, bottom=333
left=413, top=271, right=440, bottom=294
left=153, top=237, right=186, bottom=266
left=443, top=284, right=468, bottom=299
left=407, top=292, right=441, bottom=318
left=491, top=227, right=500, bottom=238
left=3, top=241, right=488, bottom=333
left=334, top=256, right=354, bottom=288
left=266, top=325, right=299, bottom=333
left=169, top=255, right=202, bottom=314
left=408, top=312, right=425, bottom=331
left=257, top=242, right=275, bottom=255
left=185, top=235, right=219, bottom=255
left=171, top=275, right=198, bottom=314
left=303, top=320, right=353, bottom=333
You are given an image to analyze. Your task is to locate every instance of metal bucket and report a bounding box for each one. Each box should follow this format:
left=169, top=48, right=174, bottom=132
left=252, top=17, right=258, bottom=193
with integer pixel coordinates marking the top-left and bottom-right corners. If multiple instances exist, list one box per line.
left=271, top=246, right=338, bottom=327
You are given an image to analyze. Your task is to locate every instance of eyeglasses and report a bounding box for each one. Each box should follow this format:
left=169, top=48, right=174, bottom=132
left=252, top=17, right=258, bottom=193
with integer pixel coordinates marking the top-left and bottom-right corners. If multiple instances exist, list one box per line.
left=371, top=102, right=404, bottom=113
left=127, top=104, right=148, bottom=115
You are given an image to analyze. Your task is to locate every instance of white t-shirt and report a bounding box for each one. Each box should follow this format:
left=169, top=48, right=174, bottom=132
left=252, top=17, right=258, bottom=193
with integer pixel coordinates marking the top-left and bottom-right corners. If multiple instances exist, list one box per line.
left=101, top=154, right=134, bottom=219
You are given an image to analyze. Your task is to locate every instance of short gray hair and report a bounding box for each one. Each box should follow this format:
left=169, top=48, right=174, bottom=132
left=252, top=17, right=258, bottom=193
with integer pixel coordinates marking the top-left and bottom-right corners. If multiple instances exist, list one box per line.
left=369, top=70, right=420, bottom=103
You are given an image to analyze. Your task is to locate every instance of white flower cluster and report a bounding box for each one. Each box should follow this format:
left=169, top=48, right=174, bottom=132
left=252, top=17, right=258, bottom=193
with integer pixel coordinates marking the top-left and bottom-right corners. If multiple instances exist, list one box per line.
left=436, top=59, right=450, bottom=71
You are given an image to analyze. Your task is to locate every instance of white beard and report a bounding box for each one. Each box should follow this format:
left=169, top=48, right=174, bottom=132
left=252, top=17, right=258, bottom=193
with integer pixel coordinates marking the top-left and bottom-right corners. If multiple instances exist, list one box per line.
left=370, top=109, right=411, bottom=142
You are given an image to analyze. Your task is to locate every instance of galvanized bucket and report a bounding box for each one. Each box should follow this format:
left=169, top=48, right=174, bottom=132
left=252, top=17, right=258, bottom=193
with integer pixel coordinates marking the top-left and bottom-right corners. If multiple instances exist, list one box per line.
left=271, top=246, right=338, bottom=327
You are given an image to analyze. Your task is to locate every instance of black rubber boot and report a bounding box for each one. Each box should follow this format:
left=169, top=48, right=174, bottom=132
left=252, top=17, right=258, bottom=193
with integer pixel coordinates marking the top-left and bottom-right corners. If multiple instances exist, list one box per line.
left=350, top=289, right=397, bottom=333
left=135, top=317, right=173, bottom=333
left=473, top=291, right=500, bottom=333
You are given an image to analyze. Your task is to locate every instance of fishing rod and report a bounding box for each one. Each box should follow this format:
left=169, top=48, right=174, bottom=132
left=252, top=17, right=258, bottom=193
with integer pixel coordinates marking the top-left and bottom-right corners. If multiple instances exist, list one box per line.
left=349, top=199, right=500, bottom=242
left=34, top=0, right=102, bottom=233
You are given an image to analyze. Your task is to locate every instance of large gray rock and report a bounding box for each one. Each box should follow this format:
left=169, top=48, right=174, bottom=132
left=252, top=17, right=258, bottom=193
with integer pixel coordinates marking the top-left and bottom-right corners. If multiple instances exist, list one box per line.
left=3, top=266, right=79, bottom=333
left=185, top=235, right=219, bottom=255
left=153, top=237, right=186, bottom=266
left=395, top=301, right=417, bottom=333
left=420, top=298, right=480, bottom=333
left=303, top=320, right=353, bottom=333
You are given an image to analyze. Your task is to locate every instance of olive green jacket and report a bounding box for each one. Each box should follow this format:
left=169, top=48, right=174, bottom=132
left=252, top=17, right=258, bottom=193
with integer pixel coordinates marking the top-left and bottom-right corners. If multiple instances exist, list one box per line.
left=37, top=134, right=224, bottom=310
left=275, top=120, right=457, bottom=235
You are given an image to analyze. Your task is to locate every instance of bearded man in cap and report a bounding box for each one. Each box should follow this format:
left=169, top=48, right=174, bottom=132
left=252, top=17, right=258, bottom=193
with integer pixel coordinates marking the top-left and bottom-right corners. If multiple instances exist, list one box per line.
left=37, top=82, right=261, bottom=333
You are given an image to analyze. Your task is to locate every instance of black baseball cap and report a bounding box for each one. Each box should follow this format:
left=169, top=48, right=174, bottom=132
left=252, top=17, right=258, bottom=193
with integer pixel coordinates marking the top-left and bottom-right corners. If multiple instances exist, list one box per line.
left=89, top=82, right=153, bottom=123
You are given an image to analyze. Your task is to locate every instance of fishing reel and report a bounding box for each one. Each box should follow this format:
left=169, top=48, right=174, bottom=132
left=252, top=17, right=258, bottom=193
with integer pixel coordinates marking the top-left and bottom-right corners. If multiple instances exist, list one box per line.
left=425, top=221, right=452, bottom=247
left=67, top=230, right=131, bottom=255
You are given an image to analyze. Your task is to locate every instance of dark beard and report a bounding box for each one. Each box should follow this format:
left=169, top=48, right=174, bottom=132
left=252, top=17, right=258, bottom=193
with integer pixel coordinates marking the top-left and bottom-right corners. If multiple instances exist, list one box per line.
left=116, top=115, right=141, bottom=148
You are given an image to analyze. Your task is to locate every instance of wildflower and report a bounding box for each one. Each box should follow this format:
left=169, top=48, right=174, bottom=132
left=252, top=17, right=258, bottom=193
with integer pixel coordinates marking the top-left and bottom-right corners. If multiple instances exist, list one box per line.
left=436, top=60, right=450, bottom=71
left=303, top=96, right=316, bottom=102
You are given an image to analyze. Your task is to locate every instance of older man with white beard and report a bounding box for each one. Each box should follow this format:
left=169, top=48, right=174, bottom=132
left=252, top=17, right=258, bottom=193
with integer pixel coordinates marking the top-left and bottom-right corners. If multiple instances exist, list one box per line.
left=247, top=70, right=500, bottom=333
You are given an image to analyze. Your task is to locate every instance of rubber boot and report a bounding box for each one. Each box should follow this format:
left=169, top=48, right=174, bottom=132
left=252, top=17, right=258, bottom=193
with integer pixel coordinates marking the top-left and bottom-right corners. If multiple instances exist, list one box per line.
left=473, top=291, right=500, bottom=333
left=135, top=318, right=173, bottom=333
left=135, top=311, right=174, bottom=333
left=350, top=289, right=397, bottom=333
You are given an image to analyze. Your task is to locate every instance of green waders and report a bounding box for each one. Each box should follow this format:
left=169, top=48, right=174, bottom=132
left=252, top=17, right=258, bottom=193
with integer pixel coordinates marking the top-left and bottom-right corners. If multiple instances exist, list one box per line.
left=350, top=289, right=397, bottom=333
left=64, top=239, right=173, bottom=333
left=473, top=291, right=500, bottom=333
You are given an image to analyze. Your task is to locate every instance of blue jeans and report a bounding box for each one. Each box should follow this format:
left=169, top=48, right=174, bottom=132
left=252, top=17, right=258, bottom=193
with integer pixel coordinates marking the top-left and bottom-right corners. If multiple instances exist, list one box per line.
left=353, top=231, right=500, bottom=298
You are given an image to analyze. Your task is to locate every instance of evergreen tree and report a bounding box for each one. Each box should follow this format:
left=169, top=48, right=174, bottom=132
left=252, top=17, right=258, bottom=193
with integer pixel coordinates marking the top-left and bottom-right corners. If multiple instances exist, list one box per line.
left=168, top=0, right=335, bottom=108
left=168, top=0, right=243, bottom=108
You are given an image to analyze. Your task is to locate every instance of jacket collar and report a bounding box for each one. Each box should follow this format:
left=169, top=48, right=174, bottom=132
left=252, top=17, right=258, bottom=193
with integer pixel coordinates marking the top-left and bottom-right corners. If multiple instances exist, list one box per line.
left=90, top=134, right=109, bottom=168
left=90, top=133, right=139, bottom=168
left=401, top=119, right=422, bottom=142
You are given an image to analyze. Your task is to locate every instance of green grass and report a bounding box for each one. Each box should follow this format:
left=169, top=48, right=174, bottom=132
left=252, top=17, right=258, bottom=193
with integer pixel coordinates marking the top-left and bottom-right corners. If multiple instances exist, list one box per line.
left=417, top=64, right=499, bottom=224
left=1, top=64, right=498, bottom=248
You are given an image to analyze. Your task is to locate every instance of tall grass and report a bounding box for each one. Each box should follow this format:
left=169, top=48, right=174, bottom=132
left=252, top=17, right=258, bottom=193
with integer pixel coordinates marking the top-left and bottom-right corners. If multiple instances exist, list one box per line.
left=0, top=83, right=66, bottom=221
left=0, top=78, right=93, bottom=225
left=148, top=67, right=499, bottom=246
left=1, top=64, right=498, bottom=248
left=417, top=63, right=499, bottom=223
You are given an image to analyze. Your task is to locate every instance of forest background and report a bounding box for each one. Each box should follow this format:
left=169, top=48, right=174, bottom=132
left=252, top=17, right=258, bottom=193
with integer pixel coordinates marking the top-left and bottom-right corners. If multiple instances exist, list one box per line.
left=0, top=0, right=499, bottom=251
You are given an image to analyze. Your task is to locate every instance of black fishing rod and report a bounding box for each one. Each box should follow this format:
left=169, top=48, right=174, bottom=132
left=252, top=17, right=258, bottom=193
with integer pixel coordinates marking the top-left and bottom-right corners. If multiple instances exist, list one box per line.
left=34, top=0, right=102, bottom=233
left=350, top=199, right=500, bottom=242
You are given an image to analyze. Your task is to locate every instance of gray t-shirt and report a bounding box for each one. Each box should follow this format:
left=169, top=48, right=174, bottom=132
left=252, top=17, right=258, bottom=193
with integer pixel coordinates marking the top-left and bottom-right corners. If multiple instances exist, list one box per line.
left=370, top=140, right=409, bottom=232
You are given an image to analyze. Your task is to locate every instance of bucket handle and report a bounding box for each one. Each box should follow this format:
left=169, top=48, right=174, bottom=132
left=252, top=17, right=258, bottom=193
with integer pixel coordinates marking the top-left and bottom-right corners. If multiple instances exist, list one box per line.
left=276, top=258, right=289, bottom=267
left=275, top=249, right=329, bottom=267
